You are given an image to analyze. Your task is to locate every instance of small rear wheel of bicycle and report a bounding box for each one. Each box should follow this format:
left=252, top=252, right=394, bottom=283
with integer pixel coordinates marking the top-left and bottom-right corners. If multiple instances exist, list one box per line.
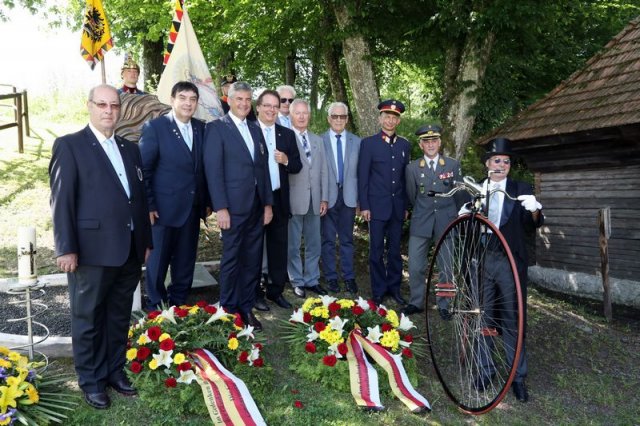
left=424, top=213, right=523, bottom=414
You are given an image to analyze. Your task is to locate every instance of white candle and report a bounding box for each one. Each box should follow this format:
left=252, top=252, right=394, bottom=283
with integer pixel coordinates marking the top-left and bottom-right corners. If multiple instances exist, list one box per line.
left=17, top=227, right=37, bottom=285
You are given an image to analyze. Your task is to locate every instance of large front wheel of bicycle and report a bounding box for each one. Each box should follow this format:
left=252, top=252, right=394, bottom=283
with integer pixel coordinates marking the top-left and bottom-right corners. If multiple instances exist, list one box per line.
left=424, top=214, right=523, bottom=414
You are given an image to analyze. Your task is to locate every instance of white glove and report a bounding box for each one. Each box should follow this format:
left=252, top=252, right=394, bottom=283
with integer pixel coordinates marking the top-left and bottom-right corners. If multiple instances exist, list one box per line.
left=517, top=195, right=542, bottom=212
left=458, top=202, right=472, bottom=216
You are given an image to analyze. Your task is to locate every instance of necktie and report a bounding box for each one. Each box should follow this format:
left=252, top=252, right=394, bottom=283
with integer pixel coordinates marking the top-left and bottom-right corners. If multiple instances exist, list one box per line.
left=282, top=115, right=291, bottom=129
left=301, top=133, right=311, bottom=162
left=265, top=127, right=280, bottom=190
left=105, top=138, right=130, bottom=198
left=239, top=121, right=254, bottom=160
left=488, top=183, right=501, bottom=226
left=336, top=134, right=344, bottom=185
left=181, top=123, right=192, bottom=151
left=429, top=159, right=435, bottom=173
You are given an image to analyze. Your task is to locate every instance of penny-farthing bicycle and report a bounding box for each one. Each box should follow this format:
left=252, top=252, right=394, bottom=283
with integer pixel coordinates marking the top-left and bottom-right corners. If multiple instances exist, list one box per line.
left=424, top=176, right=524, bottom=414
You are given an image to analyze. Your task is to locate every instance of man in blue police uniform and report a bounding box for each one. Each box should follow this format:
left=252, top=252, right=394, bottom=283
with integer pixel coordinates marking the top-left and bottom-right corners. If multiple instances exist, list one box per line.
left=357, top=99, right=410, bottom=306
left=404, top=124, right=462, bottom=316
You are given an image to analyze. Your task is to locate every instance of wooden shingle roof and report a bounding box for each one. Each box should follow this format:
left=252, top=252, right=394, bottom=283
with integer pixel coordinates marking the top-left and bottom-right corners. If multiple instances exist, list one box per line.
left=477, top=16, right=640, bottom=145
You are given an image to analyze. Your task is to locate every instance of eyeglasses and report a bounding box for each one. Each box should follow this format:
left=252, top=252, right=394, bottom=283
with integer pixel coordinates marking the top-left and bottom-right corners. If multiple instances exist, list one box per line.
left=491, top=158, right=511, bottom=165
left=330, top=114, right=348, bottom=120
left=280, top=98, right=294, bottom=104
left=90, top=100, right=121, bottom=110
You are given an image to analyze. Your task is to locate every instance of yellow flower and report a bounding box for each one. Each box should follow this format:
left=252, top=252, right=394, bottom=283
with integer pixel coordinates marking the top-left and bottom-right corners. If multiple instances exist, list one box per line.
left=128, top=329, right=134, bottom=338
left=0, top=416, right=12, bottom=425
left=7, top=351, right=21, bottom=362
left=126, top=348, right=138, bottom=361
left=159, top=333, right=171, bottom=342
left=0, top=384, right=23, bottom=413
left=310, top=306, right=329, bottom=319
left=302, top=297, right=321, bottom=312
left=24, top=383, right=39, bottom=404
left=0, top=359, right=10, bottom=369
left=0, top=346, right=9, bottom=355
left=319, top=328, right=342, bottom=345
left=228, top=338, right=239, bottom=350
left=386, top=310, right=400, bottom=328
left=173, top=353, right=186, bottom=364
left=137, top=334, right=150, bottom=345
left=189, top=306, right=199, bottom=315
left=148, top=359, right=159, bottom=370
left=380, top=329, right=401, bottom=351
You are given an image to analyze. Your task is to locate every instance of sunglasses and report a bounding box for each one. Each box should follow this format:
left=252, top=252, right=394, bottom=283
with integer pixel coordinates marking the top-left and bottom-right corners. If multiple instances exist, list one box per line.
left=330, top=114, right=348, bottom=120
left=90, top=100, right=121, bottom=110
left=491, top=158, right=511, bottom=165
left=280, top=98, right=294, bottom=104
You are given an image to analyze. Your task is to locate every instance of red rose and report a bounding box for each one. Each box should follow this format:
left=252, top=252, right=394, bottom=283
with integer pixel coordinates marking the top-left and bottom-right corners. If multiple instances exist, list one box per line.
left=314, top=321, right=326, bottom=332
left=253, top=358, right=264, bottom=367
left=234, top=313, right=244, bottom=328
left=146, top=326, right=162, bottom=341
left=328, top=302, right=341, bottom=313
left=165, top=377, right=177, bottom=388
left=178, top=361, right=192, bottom=372
left=254, top=343, right=263, bottom=350
left=322, top=355, right=337, bottom=367
left=367, top=300, right=377, bottom=310
left=351, top=305, right=365, bottom=315
left=159, top=338, right=175, bottom=351
left=229, top=332, right=237, bottom=339
left=238, top=351, right=249, bottom=364
left=147, top=310, right=161, bottom=320
left=174, top=308, right=188, bottom=318
left=337, top=343, right=348, bottom=356
left=196, top=300, right=207, bottom=307
left=381, top=323, right=393, bottom=332
left=305, top=342, right=317, bottom=354
left=403, top=334, right=414, bottom=343
left=294, top=400, right=304, bottom=409
left=303, top=312, right=312, bottom=323
left=402, top=348, right=413, bottom=358
left=136, top=346, right=151, bottom=361
left=204, top=305, right=217, bottom=314
left=377, top=308, right=387, bottom=317
left=130, top=361, right=142, bottom=374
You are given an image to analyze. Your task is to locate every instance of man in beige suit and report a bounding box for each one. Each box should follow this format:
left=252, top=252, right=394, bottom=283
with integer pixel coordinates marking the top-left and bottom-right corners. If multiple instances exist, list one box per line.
left=287, top=99, right=329, bottom=298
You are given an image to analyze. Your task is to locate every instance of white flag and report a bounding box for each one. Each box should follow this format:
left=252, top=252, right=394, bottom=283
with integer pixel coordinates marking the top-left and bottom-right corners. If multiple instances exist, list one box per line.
left=157, top=7, right=223, bottom=122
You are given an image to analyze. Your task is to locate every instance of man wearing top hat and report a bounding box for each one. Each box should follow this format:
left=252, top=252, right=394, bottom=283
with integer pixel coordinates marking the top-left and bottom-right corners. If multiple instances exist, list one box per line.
left=118, top=56, right=145, bottom=95
left=357, top=99, right=411, bottom=306
left=469, top=137, right=544, bottom=403
left=404, top=124, right=462, bottom=316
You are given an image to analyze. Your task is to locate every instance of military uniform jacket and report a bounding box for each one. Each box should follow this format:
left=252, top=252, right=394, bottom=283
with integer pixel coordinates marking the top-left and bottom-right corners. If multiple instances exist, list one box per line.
left=406, top=155, right=461, bottom=239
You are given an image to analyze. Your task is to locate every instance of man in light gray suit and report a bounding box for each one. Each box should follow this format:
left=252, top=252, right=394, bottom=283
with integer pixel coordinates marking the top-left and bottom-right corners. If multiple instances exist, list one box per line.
left=321, top=102, right=361, bottom=294
left=288, top=99, right=329, bottom=298
left=404, top=124, right=462, bottom=316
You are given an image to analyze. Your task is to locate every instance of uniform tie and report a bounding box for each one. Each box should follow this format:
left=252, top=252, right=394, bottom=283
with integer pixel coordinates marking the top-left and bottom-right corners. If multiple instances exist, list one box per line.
left=336, top=134, right=344, bottom=185
left=429, top=159, right=435, bottom=173
left=181, top=123, right=192, bottom=151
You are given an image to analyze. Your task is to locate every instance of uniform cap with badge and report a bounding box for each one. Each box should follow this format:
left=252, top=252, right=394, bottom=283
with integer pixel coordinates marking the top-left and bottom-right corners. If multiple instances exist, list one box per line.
left=220, top=74, right=238, bottom=87
left=121, top=56, right=140, bottom=72
left=415, top=124, right=442, bottom=141
left=377, top=99, right=405, bottom=116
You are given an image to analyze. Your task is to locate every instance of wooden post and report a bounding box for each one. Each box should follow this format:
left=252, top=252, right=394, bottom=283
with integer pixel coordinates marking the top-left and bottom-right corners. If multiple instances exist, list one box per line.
left=598, top=208, right=612, bottom=321
left=22, top=90, right=30, bottom=137
left=16, top=93, right=24, bottom=154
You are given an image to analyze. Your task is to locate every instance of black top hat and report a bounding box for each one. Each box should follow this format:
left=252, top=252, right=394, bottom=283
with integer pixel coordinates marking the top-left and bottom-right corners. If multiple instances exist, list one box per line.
left=415, top=124, right=442, bottom=141
left=220, top=74, right=237, bottom=86
left=481, top=137, right=517, bottom=162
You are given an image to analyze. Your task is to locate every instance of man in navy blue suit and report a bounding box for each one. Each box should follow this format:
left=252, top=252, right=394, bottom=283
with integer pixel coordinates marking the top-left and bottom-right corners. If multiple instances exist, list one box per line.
left=357, top=99, right=410, bottom=306
left=139, top=81, right=210, bottom=309
left=203, top=81, right=273, bottom=331
left=49, top=84, right=152, bottom=409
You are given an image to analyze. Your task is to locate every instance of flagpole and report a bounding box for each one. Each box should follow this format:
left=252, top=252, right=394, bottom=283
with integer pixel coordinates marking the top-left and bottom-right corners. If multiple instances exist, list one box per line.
left=101, top=60, right=106, bottom=84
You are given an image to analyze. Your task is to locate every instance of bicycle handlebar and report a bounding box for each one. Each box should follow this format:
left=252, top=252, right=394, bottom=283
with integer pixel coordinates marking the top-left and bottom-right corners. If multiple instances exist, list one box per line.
left=428, top=175, right=518, bottom=201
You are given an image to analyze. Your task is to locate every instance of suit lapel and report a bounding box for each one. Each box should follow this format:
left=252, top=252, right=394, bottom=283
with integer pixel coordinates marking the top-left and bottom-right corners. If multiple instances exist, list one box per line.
left=324, top=133, right=337, bottom=178
left=167, top=114, right=194, bottom=161
left=224, top=116, right=254, bottom=161
left=501, top=178, right=516, bottom=226
left=85, top=126, right=129, bottom=198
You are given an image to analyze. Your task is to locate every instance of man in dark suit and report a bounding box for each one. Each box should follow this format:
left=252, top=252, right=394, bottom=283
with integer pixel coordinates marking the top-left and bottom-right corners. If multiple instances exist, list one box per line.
left=203, top=81, right=273, bottom=331
left=474, top=137, right=544, bottom=403
left=357, top=100, right=410, bottom=306
left=321, top=102, right=361, bottom=294
left=49, top=84, right=152, bottom=409
left=139, top=81, right=209, bottom=309
left=404, top=124, right=462, bottom=316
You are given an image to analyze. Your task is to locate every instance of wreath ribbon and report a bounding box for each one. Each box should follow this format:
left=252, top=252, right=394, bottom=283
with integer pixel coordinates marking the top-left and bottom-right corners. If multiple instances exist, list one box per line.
left=191, top=348, right=266, bottom=426
left=346, top=328, right=431, bottom=412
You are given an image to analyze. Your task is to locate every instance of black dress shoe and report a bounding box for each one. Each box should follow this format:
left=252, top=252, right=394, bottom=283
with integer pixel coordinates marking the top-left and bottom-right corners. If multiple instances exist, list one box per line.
left=268, top=295, right=292, bottom=309
left=254, top=298, right=270, bottom=312
left=307, top=285, right=328, bottom=295
left=293, top=286, right=306, bottom=298
left=84, top=391, right=110, bottom=409
left=326, top=279, right=340, bottom=293
left=402, top=304, right=423, bottom=316
left=474, top=374, right=495, bottom=391
left=243, top=312, right=263, bottom=332
left=109, top=377, right=137, bottom=396
left=512, top=381, right=528, bottom=402
left=344, top=279, right=358, bottom=294
left=388, top=291, right=406, bottom=306
left=439, top=308, right=452, bottom=321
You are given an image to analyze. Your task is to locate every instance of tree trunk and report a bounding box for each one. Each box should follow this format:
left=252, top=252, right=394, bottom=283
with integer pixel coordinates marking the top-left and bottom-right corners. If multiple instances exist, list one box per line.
left=333, top=3, right=379, bottom=137
left=142, top=38, right=165, bottom=93
left=309, top=45, right=320, bottom=111
left=441, top=32, right=495, bottom=159
left=285, top=50, right=297, bottom=86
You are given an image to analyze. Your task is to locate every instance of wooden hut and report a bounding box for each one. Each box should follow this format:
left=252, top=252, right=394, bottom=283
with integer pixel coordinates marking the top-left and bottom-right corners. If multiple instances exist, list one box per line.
left=477, top=17, right=640, bottom=307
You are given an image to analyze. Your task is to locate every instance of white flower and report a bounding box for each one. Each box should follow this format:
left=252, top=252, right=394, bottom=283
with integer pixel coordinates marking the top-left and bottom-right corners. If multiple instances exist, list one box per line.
left=159, top=308, right=177, bottom=324
left=328, top=342, right=345, bottom=359
left=306, top=328, right=319, bottom=342
left=177, top=369, right=197, bottom=384
left=289, top=308, right=307, bottom=324
left=397, top=313, right=416, bottom=331
left=319, top=295, right=338, bottom=306
left=153, top=349, right=174, bottom=368
left=366, top=325, right=383, bottom=344
left=237, top=325, right=255, bottom=339
left=399, top=339, right=411, bottom=348
left=248, top=347, right=260, bottom=364
left=206, top=304, right=234, bottom=324
left=328, top=316, right=348, bottom=334
left=356, top=297, right=370, bottom=311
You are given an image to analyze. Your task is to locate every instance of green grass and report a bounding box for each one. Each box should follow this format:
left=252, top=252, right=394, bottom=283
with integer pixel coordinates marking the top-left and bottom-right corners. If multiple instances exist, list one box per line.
left=1, top=102, right=640, bottom=425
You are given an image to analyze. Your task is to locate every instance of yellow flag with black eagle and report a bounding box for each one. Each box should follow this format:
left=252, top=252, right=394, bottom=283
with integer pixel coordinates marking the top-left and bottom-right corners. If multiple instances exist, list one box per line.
left=80, top=0, right=113, bottom=69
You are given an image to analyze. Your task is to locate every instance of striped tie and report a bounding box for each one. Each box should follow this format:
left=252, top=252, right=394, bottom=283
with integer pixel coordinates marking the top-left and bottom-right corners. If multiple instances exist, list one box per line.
left=302, top=133, right=311, bottom=161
